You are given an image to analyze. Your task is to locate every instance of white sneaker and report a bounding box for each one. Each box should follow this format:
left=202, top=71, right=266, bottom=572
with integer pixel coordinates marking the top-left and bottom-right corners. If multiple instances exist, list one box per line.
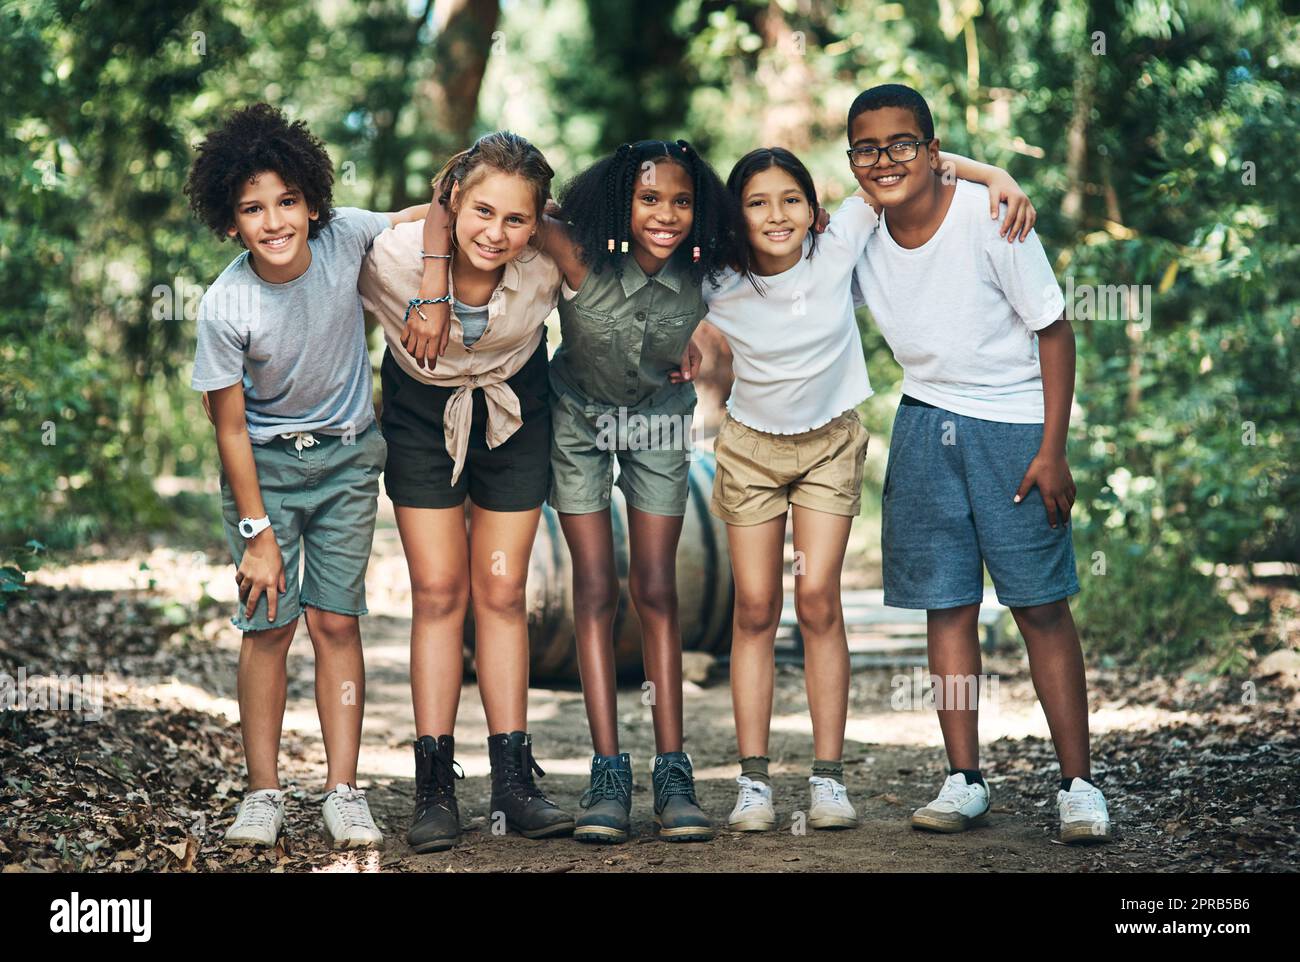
left=224, top=788, right=285, bottom=847
left=1058, top=777, right=1112, bottom=844
left=322, top=783, right=384, bottom=849
left=911, top=773, right=990, bottom=833
left=727, top=776, right=777, bottom=832
left=808, top=776, right=858, bottom=829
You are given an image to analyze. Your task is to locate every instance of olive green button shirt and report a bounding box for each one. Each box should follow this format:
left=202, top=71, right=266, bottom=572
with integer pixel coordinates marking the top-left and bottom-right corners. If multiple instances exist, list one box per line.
left=549, top=255, right=706, bottom=407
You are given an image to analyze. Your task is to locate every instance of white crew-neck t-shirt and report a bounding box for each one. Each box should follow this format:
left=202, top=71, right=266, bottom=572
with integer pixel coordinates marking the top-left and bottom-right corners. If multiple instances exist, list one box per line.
left=851, top=179, right=1066, bottom=424
left=703, top=195, right=876, bottom=434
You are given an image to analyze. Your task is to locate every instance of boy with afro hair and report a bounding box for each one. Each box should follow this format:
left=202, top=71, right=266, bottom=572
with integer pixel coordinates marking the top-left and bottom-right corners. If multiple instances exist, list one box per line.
left=186, top=103, right=440, bottom=850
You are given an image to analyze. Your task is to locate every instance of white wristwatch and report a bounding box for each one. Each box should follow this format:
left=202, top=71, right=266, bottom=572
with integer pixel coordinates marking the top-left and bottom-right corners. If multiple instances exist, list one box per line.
left=238, top=515, right=272, bottom=540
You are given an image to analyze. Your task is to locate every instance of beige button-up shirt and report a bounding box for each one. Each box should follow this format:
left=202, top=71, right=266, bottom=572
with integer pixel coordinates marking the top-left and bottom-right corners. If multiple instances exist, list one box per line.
left=359, top=220, right=561, bottom=484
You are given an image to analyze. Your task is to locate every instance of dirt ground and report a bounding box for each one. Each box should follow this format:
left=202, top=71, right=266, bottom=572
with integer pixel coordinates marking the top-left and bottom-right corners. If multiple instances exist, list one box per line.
left=3, top=504, right=1298, bottom=873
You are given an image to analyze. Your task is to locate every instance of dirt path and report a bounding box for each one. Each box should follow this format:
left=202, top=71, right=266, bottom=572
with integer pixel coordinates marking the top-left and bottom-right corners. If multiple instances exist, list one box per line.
left=6, top=505, right=1297, bottom=873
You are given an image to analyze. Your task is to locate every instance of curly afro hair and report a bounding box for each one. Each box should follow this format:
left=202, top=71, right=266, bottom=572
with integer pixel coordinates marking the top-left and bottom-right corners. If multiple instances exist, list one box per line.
left=557, top=139, right=744, bottom=290
left=185, top=103, right=335, bottom=244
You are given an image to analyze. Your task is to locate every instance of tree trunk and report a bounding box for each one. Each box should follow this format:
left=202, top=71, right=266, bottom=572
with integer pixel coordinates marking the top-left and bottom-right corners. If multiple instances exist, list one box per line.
left=755, top=1, right=814, bottom=152
left=417, top=0, right=501, bottom=157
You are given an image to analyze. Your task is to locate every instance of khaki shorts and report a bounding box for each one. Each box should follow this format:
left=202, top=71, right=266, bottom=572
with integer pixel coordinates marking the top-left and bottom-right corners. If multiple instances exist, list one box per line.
left=710, top=410, right=869, bottom=526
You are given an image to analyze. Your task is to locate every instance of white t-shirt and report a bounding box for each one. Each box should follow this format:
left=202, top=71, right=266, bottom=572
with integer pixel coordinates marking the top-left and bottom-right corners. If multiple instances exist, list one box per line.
left=851, top=179, right=1065, bottom=424
left=703, top=195, right=876, bottom=434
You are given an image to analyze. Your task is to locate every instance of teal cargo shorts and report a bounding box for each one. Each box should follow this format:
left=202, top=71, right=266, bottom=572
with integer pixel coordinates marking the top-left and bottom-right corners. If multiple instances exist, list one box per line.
left=219, top=422, right=387, bottom=632
left=548, top=380, right=698, bottom=517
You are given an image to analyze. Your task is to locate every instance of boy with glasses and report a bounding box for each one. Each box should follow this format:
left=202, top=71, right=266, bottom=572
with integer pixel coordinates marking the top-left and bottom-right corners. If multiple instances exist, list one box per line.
left=847, top=84, right=1112, bottom=844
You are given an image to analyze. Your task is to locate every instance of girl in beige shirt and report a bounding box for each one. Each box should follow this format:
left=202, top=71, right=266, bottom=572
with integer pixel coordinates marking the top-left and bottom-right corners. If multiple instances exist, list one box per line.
left=358, top=131, right=569, bottom=852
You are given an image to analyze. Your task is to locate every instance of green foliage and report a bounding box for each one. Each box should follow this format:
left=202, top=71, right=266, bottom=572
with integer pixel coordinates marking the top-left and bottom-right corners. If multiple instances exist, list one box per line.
left=0, top=541, right=45, bottom=613
left=1, top=0, right=1294, bottom=668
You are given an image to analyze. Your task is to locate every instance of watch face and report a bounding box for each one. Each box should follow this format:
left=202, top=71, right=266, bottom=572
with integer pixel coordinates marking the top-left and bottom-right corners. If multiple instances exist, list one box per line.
left=239, top=520, right=254, bottom=537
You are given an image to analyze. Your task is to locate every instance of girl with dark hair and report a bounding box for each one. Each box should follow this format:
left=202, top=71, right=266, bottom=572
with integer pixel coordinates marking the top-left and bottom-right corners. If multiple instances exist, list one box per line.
left=538, top=139, right=745, bottom=844
left=358, top=131, right=573, bottom=852
left=697, top=146, right=1037, bottom=833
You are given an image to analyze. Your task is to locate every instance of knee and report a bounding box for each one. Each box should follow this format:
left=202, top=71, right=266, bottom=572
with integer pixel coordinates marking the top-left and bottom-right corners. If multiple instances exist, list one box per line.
left=572, top=572, right=619, bottom=621
left=1012, top=598, right=1071, bottom=634
left=410, top=572, right=470, bottom=622
left=307, top=609, right=360, bottom=648
left=245, top=621, right=297, bottom=651
left=794, top=583, right=841, bottom=636
left=734, top=594, right=781, bottom=636
left=472, top=573, right=529, bottom=620
left=629, top=572, right=677, bottom=620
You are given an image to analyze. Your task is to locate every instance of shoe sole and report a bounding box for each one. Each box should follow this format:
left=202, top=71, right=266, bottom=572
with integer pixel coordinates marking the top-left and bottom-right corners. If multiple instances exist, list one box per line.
left=409, top=835, right=458, bottom=853
left=728, top=817, right=777, bottom=832
left=325, top=830, right=383, bottom=851
left=573, top=825, right=629, bottom=844
left=910, top=810, right=988, bottom=833
left=808, top=815, right=858, bottom=830
left=654, top=816, right=715, bottom=842
left=1061, top=822, right=1113, bottom=845
left=516, top=819, right=577, bottom=840
left=224, top=833, right=279, bottom=848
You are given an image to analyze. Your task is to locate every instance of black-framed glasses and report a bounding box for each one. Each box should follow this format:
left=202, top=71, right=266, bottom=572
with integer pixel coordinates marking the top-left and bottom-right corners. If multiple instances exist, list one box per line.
left=846, top=140, right=929, bottom=168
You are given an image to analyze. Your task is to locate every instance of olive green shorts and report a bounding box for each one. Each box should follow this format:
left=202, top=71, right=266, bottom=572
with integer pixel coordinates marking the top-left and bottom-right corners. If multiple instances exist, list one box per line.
left=548, top=382, right=698, bottom=517
left=710, top=410, right=869, bottom=526
left=219, top=423, right=387, bottom=632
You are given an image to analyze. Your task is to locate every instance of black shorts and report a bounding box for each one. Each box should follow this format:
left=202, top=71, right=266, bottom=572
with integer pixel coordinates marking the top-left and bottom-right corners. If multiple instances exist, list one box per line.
left=379, top=338, right=552, bottom=511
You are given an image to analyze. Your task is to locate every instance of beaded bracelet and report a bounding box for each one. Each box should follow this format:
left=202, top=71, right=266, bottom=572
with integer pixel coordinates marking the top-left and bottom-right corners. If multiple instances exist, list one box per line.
left=405, top=295, right=452, bottom=324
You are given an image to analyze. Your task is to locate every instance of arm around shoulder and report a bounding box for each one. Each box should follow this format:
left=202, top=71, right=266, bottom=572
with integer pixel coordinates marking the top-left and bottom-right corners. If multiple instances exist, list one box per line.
left=540, top=215, right=587, bottom=291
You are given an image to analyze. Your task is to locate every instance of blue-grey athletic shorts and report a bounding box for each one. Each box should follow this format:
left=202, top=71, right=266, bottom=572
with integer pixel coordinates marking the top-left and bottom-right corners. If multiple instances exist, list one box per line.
left=881, top=396, right=1079, bottom=610
left=220, top=422, right=387, bottom=632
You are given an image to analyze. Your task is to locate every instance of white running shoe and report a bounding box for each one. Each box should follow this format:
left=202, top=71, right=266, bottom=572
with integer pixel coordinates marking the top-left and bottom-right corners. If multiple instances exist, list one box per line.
left=727, top=776, right=777, bottom=832
left=224, top=788, right=286, bottom=847
left=808, top=776, right=858, bottom=830
left=911, top=773, right=990, bottom=833
left=1058, top=777, right=1112, bottom=844
left=322, top=783, right=384, bottom=849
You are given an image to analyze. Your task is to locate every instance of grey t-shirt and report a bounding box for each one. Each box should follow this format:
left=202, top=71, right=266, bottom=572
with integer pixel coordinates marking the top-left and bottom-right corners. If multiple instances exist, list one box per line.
left=453, top=296, right=489, bottom=348
left=190, top=207, right=391, bottom=443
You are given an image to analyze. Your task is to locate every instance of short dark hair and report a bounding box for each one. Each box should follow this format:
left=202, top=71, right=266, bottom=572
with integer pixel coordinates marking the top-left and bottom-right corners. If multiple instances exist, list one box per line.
left=725, top=147, right=820, bottom=294
left=185, top=103, right=335, bottom=243
left=557, top=139, right=744, bottom=289
left=847, top=84, right=935, bottom=141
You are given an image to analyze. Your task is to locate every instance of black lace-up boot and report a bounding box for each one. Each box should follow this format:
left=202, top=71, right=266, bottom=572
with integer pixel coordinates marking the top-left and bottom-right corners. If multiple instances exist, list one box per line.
left=408, top=734, right=463, bottom=853
left=487, top=731, right=576, bottom=839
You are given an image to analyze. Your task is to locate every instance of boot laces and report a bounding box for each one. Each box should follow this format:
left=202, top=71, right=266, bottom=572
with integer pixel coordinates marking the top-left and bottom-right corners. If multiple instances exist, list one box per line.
left=580, top=764, right=630, bottom=808
left=501, top=740, right=547, bottom=802
left=417, top=745, right=464, bottom=810
left=656, top=759, right=697, bottom=803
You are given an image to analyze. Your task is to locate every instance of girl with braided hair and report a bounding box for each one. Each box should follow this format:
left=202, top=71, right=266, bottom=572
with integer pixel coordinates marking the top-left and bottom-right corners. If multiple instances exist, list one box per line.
left=537, top=139, right=744, bottom=844
left=358, top=130, right=574, bottom=852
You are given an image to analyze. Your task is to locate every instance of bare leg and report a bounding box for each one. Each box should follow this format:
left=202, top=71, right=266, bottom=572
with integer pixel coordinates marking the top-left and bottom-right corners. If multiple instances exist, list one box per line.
left=790, top=505, right=854, bottom=762
left=468, top=504, right=542, bottom=734
left=558, top=509, right=620, bottom=755
left=396, top=505, right=470, bottom=739
left=304, top=607, right=365, bottom=789
left=625, top=507, right=685, bottom=754
left=726, top=514, right=786, bottom=759
left=1013, top=599, right=1092, bottom=780
left=926, top=604, right=983, bottom=771
left=237, top=620, right=299, bottom=790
